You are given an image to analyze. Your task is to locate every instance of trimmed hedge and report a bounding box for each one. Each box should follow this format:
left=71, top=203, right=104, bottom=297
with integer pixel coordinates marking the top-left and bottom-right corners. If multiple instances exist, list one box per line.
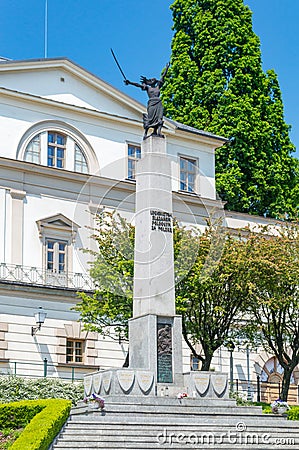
left=0, top=400, right=44, bottom=429
left=0, top=399, right=71, bottom=450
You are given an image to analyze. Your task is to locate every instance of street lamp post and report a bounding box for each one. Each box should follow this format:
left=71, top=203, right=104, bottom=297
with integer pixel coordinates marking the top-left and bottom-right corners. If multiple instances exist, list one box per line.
left=227, top=341, right=235, bottom=393
left=246, top=346, right=252, bottom=401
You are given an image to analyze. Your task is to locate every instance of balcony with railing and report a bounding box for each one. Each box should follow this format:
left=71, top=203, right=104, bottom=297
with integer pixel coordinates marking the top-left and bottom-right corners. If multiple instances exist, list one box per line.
left=0, top=262, right=94, bottom=291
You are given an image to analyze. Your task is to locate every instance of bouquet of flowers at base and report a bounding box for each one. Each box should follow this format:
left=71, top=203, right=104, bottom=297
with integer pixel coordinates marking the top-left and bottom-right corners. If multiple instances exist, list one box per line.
left=177, top=392, right=188, bottom=399
left=83, top=393, right=105, bottom=409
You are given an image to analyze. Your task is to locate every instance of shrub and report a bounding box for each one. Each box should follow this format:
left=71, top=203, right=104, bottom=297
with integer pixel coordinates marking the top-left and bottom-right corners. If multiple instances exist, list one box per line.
left=287, top=406, right=299, bottom=421
left=253, top=402, right=299, bottom=418
left=0, top=399, right=71, bottom=450
left=0, top=400, right=44, bottom=429
left=229, top=391, right=252, bottom=406
left=249, top=401, right=272, bottom=414
left=0, top=376, right=83, bottom=405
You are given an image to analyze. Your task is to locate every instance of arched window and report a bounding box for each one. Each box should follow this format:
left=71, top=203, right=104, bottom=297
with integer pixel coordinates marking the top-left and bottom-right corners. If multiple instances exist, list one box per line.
left=260, top=356, right=298, bottom=404
left=19, top=121, right=99, bottom=174
left=24, top=130, right=85, bottom=172
left=261, top=356, right=295, bottom=384
left=24, top=134, right=40, bottom=164
left=74, top=144, right=88, bottom=174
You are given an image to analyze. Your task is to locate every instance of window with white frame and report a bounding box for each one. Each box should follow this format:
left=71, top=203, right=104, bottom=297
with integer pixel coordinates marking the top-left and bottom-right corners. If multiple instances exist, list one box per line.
left=47, top=132, right=66, bottom=168
left=66, top=339, right=84, bottom=363
left=46, top=240, right=67, bottom=273
left=24, top=135, right=41, bottom=163
left=55, top=322, right=98, bottom=367
left=23, top=130, right=90, bottom=173
left=37, top=213, right=79, bottom=277
left=180, top=156, right=197, bottom=192
left=74, top=144, right=88, bottom=173
left=128, top=143, right=141, bottom=179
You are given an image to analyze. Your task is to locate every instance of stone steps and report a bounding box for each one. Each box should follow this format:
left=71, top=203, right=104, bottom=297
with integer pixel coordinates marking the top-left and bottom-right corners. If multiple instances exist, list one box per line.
left=64, top=419, right=298, bottom=429
left=51, top=397, right=299, bottom=450
left=71, top=397, right=263, bottom=417
left=72, top=405, right=265, bottom=418
left=51, top=445, right=299, bottom=449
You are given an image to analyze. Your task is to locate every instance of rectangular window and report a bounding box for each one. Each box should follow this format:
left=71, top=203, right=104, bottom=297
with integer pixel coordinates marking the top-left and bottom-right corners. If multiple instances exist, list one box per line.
left=47, top=241, right=54, bottom=271
left=47, top=132, right=66, bottom=168
left=66, top=339, right=84, bottom=363
left=46, top=240, right=67, bottom=273
left=128, top=144, right=141, bottom=179
left=191, top=355, right=200, bottom=370
left=180, top=156, right=197, bottom=192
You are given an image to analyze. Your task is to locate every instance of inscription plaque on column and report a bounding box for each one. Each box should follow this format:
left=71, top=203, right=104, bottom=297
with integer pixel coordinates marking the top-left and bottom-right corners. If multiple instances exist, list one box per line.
left=151, top=210, right=173, bottom=233
left=157, top=322, right=173, bottom=383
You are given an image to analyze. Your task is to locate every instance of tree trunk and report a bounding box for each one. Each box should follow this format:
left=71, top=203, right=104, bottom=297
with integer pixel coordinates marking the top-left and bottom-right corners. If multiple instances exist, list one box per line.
left=280, top=367, right=293, bottom=401
left=201, top=353, right=213, bottom=371
left=123, top=351, right=129, bottom=367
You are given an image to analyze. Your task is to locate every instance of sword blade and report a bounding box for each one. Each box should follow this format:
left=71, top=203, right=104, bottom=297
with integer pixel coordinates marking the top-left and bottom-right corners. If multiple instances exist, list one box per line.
left=110, top=48, right=127, bottom=81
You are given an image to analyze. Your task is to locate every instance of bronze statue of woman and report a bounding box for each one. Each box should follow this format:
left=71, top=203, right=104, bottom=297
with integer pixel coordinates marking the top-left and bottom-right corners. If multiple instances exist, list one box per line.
left=125, top=63, right=170, bottom=139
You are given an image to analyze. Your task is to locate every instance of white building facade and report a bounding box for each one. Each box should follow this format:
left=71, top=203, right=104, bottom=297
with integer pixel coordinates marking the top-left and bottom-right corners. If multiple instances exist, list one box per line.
left=0, top=57, right=297, bottom=402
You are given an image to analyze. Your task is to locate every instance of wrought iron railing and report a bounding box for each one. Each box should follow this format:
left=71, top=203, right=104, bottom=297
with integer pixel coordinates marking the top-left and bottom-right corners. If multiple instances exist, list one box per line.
left=0, top=262, right=94, bottom=291
left=0, top=359, right=97, bottom=382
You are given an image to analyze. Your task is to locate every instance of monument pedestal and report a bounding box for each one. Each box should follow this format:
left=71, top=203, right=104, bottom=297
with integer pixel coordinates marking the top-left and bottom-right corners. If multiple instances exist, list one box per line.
left=129, top=314, right=184, bottom=387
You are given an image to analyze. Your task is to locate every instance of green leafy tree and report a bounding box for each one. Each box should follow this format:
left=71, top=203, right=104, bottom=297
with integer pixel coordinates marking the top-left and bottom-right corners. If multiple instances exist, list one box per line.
left=75, top=212, right=134, bottom=342
left=244, top=224, right=299, bottom=401
left=162, top=0, right=298, bottom=217
left=75, top=212, right=248, bottom=371
left=176, top=222, right=250, bottom=370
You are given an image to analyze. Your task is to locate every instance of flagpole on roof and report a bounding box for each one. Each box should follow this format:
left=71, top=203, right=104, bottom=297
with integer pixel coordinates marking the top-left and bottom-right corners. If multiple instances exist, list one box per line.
left=44, top=0, right=48, bottom=58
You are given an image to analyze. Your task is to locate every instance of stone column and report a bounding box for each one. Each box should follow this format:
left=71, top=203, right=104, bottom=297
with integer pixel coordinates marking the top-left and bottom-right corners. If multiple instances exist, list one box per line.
left=133, top=136, right=175, bottom=317
left=129, top=136, right=183, bottom=387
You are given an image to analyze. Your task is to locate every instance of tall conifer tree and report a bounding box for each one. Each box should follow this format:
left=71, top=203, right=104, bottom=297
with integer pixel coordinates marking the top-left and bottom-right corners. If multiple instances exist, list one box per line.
left=162, top=0, right=298, bottom=217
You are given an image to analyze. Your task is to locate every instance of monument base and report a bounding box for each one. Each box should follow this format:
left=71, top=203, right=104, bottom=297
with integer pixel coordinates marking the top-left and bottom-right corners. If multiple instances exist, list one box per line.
left=84, top=369, right=228, bottom=399
left=84, top=368, right=155, bottom=397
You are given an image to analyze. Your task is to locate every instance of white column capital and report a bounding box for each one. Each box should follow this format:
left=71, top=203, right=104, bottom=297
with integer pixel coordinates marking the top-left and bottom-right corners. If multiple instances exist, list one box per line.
left=10, top=189, right=26, bottom=200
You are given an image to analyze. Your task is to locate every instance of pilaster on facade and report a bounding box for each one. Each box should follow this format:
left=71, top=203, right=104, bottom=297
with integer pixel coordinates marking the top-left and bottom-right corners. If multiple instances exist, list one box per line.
left=0, top=322, right=8, bottom=360
left=10, top=188, right=26, bottom=266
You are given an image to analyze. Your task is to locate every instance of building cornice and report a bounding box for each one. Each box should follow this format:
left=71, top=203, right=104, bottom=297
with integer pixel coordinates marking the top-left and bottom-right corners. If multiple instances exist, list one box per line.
left=0, top=280, right=92, bottom=301
left=0, top=155, right=284, bottom=228
left=0, top=156, right=137, bottom=194
left=0, top=86, right=144, bottom=131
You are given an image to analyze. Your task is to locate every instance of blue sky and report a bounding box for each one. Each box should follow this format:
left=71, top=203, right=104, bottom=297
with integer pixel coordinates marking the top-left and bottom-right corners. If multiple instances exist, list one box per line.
left=1, top=0, right=298, bottom=156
